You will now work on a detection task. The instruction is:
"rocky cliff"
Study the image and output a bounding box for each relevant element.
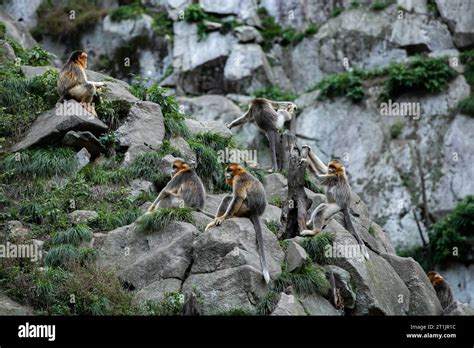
[0,0,473,315]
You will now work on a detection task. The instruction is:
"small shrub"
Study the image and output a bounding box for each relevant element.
[256,290,280,315]
[330,6,344,17]
[389,121,405,139]
[50,225,93,247]
[140,291,185,316]
[458,96,474,116]
[313,71,365,103]
[44,244,81,268]
[253,86,297,102]
[274,262,330,296]
[110,3,144,22]
[380,57,457,101]
[1,147,78,180]
[371,0,394,11]
[135,208,194,233]
[300,232,335,264]
[265,221,280,236]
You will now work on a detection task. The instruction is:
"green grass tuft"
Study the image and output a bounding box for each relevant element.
[110,3,144,22]
[44,244,81,268]
[2,147,78,180]
[256,290,280,315]
[50,225,93,247]
[135,208,195,233]
[389,120,405,139]
[313,71,365,103]
[140,291,185,315]
[458,96,474,117]
[300,232,335,265]
[274,262,330,296]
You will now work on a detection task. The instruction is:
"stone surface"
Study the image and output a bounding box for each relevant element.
[0,292,33,315]
[116,101,165,164]
[184,119,233,138]
[435,0,474,48]
[68,210,99,225]
[271,293,306,315]
[11,100,108,152]
[325,265,357,309]
[286,240,308,272]
[300,294,342,316]
[381,252,443,315]
[62,131,106,158]
[0,9,38,49]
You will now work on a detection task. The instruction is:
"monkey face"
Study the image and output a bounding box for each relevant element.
[428,271,444,285]
[79,52,88,69]
[172,159,190,176]
[328,160,344,174]
[225,163,242,186]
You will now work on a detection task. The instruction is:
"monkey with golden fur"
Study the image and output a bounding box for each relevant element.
[205,163,270,283]
[428,271,455,310]
[301,147,370,259]
[147,158,214,217]
[57,50,106,116]
[226,98,297,172]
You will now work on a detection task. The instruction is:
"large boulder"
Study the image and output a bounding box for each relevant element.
[200,0,258,20]
[116,101,165,164]
[271,293,306,315]
[97,221,196,291]
[435,0,474,48]
[325,220,410,315]
[62,131,106,158]
[3,0,43,29]
[184,118,232,138]
[177,95,242,123]
[381,252,443,315]
[299,294,342,315]
[0,9,38,49]
[11,100,108,152]
[182,218,284,314]
[0,292,33,315]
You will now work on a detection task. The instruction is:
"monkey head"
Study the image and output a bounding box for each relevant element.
[327,159,345,175]
[225,163,244,186]
[171,158,191,177]
[428,271,444,286]
[69,50,88,69]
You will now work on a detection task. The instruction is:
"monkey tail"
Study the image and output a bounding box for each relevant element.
[197,208,215,219]
[342,209,370,260]
[250,214,270,284]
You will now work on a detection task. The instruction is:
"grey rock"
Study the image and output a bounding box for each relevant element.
[134,278,182,304]
[381,252,443,315]
[0,40,16,63]
[435,0,474,48]
[262,173,288,201]
[177,94,242,123]
[0,292,33,315]
[0,9,38,49]
[68,210,99,225]
[129,179,154,199]
[11,100,108,152]
[326,220,410,315]
[184,119,233,138]
[436,263,474,308]
[62,131,106,158]
[443,300,474,316]
[76,148,91,169]
[6,220,30,241]
[300,294,342,316]
[200,0,258,20]
[233,26,263,43]
[271,293,306,315]
[3,0,43,29]
[116,101,165,164]
[397,0,428,13]
[169,136,195,160]
[97,221,196,290]
[286,240,308,272]
[325,265,357,309]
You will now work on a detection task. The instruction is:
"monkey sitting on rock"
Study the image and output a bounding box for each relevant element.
[205,163,270,283]
[428,271,455,310]
[57,50,106,116]
[226,98,297,172]
[147,158,214,217]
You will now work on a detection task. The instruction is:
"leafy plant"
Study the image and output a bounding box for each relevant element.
[140,291,185,315]
[300,232,335,265]
[274,262,330,296]
[313,71,365,103]
[389,120,405,139]
[110,3,144,22]
[255,290,280,315]
[458,96,474,117]
[253,86,297,102]
[135,208,194,233]
[330,6,344,17]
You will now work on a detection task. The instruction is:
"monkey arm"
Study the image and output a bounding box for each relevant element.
[222,196,245,218]
[87,81,106,87]
[268,100,296,111]
[226,110,251,129]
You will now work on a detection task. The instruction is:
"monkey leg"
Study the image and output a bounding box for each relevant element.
[266,130,278,172]
[301,203,340,236]
[68,83,97,116]
[216,195,233,217]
